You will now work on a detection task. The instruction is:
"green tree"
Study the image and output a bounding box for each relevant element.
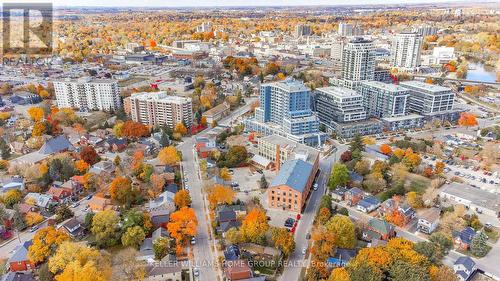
[414,241,443,265]
[0,138,11,160]
[388,260,430,281]
[121,226,146,249]
[470,231,489,257]
[91,210,121,248]
[325,215,356,249]
[270,227,295,257]
[153,237,174,260]
[259,175,268,189]
[349,134,365,160]
[55,204,74,223]
[348,263,382,281]
[328,163,349,190]
[429,232,452,254]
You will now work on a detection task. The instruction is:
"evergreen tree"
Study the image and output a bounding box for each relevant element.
[470,231,489,257]
[0,138,11,160]
[349,134,365,155]
[259,175,268,189]
[12,205,27,231]
[159,130,170,148]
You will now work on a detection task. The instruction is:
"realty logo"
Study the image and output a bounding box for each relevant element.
[2,2,53,55]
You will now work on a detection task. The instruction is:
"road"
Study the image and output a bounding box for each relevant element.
[176,98,257,281]
[279,143,348,281]
[0,196,91,259]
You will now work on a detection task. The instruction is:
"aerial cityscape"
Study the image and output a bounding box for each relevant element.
[0,1,499,281]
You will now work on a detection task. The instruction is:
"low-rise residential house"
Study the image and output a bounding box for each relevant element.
[397,203,416,224]
[145,264,182,281]
[138,238,155,261]
[202,102,230,124]
[24,193,54,210]
[216,205,241,234]
[224,245,241,261]
[331,187,348,201]
[0,176,24,195]
[356,196,380,213]
[8,241,35,272]
[453,256,476,281]
[267,159,318,213]
[89,161,115,176]
[9,142,28,154]
[327,248,358,267]
[88,196,112,212]
[150,209,171,228]
[1,271,36,281]
[348,171,364,186]
[17,204,38,215]
[47,187,72,203]
[417,207,441,234]
[379,198,398,216]
[58,218,84,238]
[363,218,396,242]
[105,138,127,152]
[148,190,176,212]
[39,135,74,155]
[224,259,253,281]
[453,227,476,250]
[64,176,85,195]
[136,140,156,156]
[345,187,364,206]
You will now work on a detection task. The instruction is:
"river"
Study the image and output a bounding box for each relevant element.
[466,63,497,83]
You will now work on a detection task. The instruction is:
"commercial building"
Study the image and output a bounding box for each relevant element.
[202,102,230,124]
[244,79,326,145]
[127,92,193,129]
[268,159,318,213]
[391,32,423,70]
[359,81,409,118]
[331,119,383,139]
[381,114,425,131]
[257,134,320,171]
[400,80,459,121]
[53,78,121,111]
[440,183,500,217]
[295,24,312,37]
[314,86,367,126]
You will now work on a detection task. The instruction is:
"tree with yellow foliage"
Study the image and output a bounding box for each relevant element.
[158,146,180,166]
[32,121,47,136]
[174,123,188,136]
[74,160,90,174]
[240,208,269,244]
[206,184,234,209]
[173,190,191,208]
[25,212,44,226]
[28,226,70,264]
[219,167,232,181]
[329,267,350,281]
[27,107,44,122]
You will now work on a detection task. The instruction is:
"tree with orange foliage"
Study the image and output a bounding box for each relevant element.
[174,123,188,136]
[173,190,191,208]
[149,39,157,48]
[424,77,433,84]
[423,166,434,178]
[434,161,445,175]
[75,160,90,174]
[308,226,336,279]
[150,174,166,199]
[80,146,100,165]
[27,107,44,122]
[458,112,478,129]
[385,210,405,227]
[328,267,350,281]
[167,207,197,251]
[121,120,150,138]
[131,150,144,174]
[206,184,235,209]
[380,144,393,155]
[32,122,46,136]
[109,177,138,206]
[393,148,405,159]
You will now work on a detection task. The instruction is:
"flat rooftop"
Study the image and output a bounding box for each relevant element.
[361,81,410,93]
[440,183,500,212]
[382,114,424,122]
[129,91,191,103]
[316,86,361,99]
[400,80,452,93]
[263,79,309,93]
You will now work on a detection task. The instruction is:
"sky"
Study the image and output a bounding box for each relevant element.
[47,0,468,7]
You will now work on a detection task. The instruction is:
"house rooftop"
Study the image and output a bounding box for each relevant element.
[441,183,500,213]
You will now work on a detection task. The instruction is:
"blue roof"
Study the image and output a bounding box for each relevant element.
[453,227,476,244]
[270,159,313,193]
[359,196,380,207]
[39,135,74,154]
[8,240,32,263]
[455,256,475,271]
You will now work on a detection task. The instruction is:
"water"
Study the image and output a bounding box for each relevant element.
[466,63,497,83]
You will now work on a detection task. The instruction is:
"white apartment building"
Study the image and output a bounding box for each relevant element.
[127,92,193,129]
[341,38,376,82]
[359,81,410,118]
[400,81,455,115]
[391,32,423,70]
[314,86,367,125]
[53,78,121,111]
[338,22,364,37]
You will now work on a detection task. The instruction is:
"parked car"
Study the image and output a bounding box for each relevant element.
[284,218,295,228]
[30,225,38,232]
[190,237,196,245]
[301,247,307,255]
[193,268,199,277]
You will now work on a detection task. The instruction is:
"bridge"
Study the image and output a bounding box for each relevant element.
[410,74,500,87]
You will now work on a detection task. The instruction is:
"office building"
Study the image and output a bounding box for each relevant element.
[338,22,364,37]
[391,32,423,70]
[127,92,193,129]
[400,81,460,121]
[244,79,325,145]
[295,24,312,37]
[359,81,410,118]
[54,78,121,111]
[314,86,367,126]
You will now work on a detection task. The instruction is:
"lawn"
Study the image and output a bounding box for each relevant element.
[405,173,431,194]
